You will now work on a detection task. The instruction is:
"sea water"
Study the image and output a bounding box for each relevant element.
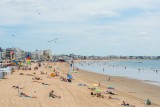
[74,60,160,86]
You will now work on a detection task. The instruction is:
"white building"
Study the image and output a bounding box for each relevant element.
[0,51,2,62]
[13,48,22,61]
[0,49,6,62]
[34,50,44,60]
[43,49,52,61]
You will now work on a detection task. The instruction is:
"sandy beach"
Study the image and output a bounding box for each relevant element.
[0,61,160,107]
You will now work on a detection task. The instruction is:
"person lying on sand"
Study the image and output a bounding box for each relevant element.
[49,90,61,98]
[96,92,105,98]
[12,86,24,89]
[91,92,105,98]
[42,83,49,85]
[88,87,96,91]
[60,77,68,82]
[78,83,88,87]
[106,91,115,95]
[121,101,130,106]
[40,71,45,74]
[32,77,42,80]
[18,91,37,98]
[19,73,24,75]
[26,74,34,76]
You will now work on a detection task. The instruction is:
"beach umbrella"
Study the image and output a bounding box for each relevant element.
[67,75,73,79]
[107,86,115,93]
[94,88,101,92]
[107,86,115,90]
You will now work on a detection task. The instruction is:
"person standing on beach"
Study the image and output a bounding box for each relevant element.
[98,81,101,87]
[108,77,110,82]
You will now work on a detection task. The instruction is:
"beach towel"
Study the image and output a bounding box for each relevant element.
[107,86,115,89]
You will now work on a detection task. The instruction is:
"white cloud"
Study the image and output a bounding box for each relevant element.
[90,11,120,18]
[0,0,159,24]
[139,31,148,35]
[0,0,160,55]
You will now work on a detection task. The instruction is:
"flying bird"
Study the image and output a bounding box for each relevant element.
[47,38,58,43]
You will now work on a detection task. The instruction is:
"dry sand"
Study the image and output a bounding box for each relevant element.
[0,62,160,107]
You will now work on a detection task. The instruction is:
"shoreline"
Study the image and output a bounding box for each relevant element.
[74,59,160,86]
[74,65,160,105]
[74,59,160,62]
[78,67,160,87]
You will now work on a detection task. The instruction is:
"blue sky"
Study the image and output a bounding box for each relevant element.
[0,0,160,56]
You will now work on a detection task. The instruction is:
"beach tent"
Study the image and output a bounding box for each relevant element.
[0,67,12,73]
[107,86,115,90]
[50,73,56,77]
[67,74,73,79]
[0,67,12,79]
[94,88,102,92]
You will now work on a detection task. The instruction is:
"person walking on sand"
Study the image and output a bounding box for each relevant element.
[108,77,110,82]
[98,81,101,87]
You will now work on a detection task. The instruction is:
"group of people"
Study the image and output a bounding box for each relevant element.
[60,76,71,82]
[12,85,24,89]
[21,67,31,70]
[40,71,47,75]
[14,62,63,100]
[34,66,38,70]
[90,92,105,98]
[32,76,42,80]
